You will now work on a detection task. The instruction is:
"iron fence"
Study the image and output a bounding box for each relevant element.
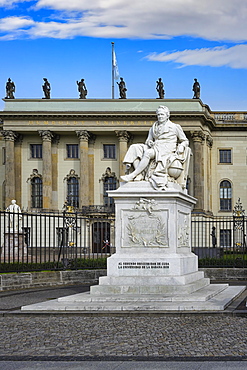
[0,210,115,272]
[0,210,247,272]
[192,215,247,267]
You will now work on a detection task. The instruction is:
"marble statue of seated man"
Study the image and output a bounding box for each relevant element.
[121,105,191,190]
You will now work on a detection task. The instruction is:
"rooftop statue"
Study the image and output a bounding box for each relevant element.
[42,78,51,99]
[117,77,127,99]
[121,105,191,190]
[5,78,15,99]
[156,78,165,99]
[192,78,200,99]
[77,79,87,99]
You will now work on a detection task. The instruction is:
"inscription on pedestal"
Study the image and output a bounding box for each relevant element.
[118,262,169,269]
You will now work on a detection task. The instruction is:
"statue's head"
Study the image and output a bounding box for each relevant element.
[156,105,170,119]
[11,200,16,205]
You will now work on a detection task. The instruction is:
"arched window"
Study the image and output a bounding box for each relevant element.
[31,177,43,208]
[64,170,79,208]
[100,168,118,207]
[220,180,232,211]
[67,176,79,207]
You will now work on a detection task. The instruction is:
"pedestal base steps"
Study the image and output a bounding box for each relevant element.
[21,285,245,312]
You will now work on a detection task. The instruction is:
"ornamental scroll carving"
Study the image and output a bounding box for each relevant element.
[1,130,18,141]
[178,212,190,248]
[115,130,131,143]
[38,130,54,142]
[76,130,91,141]
[190,130,205,143]
[125,198,168,248]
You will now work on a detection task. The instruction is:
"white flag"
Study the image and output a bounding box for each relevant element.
[113,50,120,80]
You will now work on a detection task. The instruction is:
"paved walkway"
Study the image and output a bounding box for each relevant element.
[0,284,247,367]
[1,360,247,369]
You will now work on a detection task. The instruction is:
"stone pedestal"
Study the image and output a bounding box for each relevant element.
[21,182,246,312]
[2,233,27,260]
[91,182,210,295]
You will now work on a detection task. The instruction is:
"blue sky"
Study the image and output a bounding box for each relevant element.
[0,0,247,111]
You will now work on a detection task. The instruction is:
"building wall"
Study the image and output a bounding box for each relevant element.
[211,131,247,216]
[1,98,246,215]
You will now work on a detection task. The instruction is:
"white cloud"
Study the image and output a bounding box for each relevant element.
[1,0,247,42]
[0,0,31,6]
[146,45,247,69]
[0,16,34,31]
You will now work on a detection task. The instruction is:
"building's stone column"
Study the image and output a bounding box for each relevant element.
[51,134,60,210]
[38,130,53,210]
[76,130,90,207]
[191,130,205,213]
[88,134,96,206]
[14,135,23,207]
[2,130,17,207]
[115,130,130,177]
[206,135,213,214]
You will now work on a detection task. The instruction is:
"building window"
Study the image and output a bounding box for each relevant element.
[67,177,79,207]
[220,229,231,248]
[104,177,117,206]
[67,144,79,159]
[219,149,232,163]
[30,144,42,159]
[103,144,116,159]
[64,170,79,208]
[220,180,232,211]
[31,177,43,208]
[100,167,118,207]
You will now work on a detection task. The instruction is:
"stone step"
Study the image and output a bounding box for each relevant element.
[90,276,210,295]
[21,285,246,312]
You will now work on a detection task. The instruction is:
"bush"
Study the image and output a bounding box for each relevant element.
[0,257,107,273]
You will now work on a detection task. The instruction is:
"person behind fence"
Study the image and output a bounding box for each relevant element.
[121,105,190,190]
[6,199,22,232]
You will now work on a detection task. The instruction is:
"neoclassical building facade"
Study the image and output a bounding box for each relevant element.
[0,98,246,216]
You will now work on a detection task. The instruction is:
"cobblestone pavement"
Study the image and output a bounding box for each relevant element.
[0,315,247,360]
[0,285,247,363]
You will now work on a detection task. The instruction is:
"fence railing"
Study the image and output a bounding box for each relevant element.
[192,215,247,267]
[0,211,247,272]
[0,210,115,272]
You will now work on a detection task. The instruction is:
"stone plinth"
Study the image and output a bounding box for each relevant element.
[2,233,27,260]
[91,182,210,295]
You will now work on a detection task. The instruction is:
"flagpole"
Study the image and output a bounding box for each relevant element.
[111,42,115,99]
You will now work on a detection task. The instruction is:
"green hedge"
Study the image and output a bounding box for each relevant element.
[0,257,107,273]
[198,257,247,268]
